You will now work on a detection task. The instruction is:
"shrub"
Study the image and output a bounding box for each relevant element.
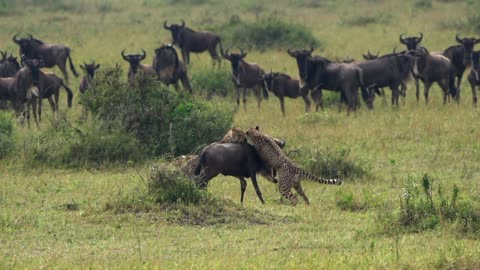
[80,66,234,156]
[0,111,15,159]
[297,146,372,180]
[341,14,391,27]
[209,16,321,51]
[191,68,233,98]
[414,0,432,9]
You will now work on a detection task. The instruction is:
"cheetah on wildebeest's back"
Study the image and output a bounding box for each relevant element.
[230,127,342,206]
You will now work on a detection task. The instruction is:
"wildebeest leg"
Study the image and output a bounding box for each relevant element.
[180,74,192,93]
[424,80,431,104]
[238,177,247,206]
[250,173,265,205]
[455,74,462,100]
[300,87,311,112]
[254,86,262,109]
[311,88,323,111]
[31,98,38,127]
[293,182,309,205]
[54,91,60,112]
[58,60,69,83]
[470,77,477,106]
[234,84,241,109]
[47,96,56,120]
[415,77,420,103]
[242,88,248,111]
[181,49,189,65]
[279,96,286,117]
[437,80,450,104]
[391,85,400,106]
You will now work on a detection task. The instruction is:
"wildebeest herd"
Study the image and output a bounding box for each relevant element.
[1,20,479,126]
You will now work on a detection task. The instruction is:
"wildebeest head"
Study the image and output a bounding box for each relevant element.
[80,61,100,79]
[287,47,314,85]
[455,34,480,65]
[163,20,186,46]
[221,46,247,77]
[12,34,43,58]
[261,69,276,91]
[21,57,43,86]
[121,49,146,73]
[399,32,423,50]
[363,50,380,60]
[153,44,179,72]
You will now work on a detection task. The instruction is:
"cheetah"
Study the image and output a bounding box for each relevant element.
[230,126,342,206]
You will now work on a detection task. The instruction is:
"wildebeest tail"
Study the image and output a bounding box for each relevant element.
[194,151,206,176]
[60,80,74,108]
[67,48,79,78]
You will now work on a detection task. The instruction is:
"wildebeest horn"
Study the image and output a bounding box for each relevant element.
[12,34,20,44]
[27,33,33,40]
[287,46,295,56]
[399,33,406,44]
[164,20,171,30]
[417,32,423,43]
[121,50,128,61]
[393,46,398,54]
[140,49,146,60]
[180,19,185,27]
[0,51,6,60]
[221,44,231,59]
[456,34,463,44]
[239,47,247,58]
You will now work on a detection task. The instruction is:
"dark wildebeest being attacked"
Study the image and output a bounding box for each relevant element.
[12,34,78,83]
[164,20,223,66]
[411,47,457,104]
[262,70,310,116]
[356,51,415,107]
[0,58,43,127]
[121,49,157,83]
[193,128,285,206]
[79,62,100,94]
[152,44,192,92]
[31,71,74,123]
[0,51,20,78]
[468,50,480,106]
[221,47,267,111]
[442,34,480,100]
[288,47,364,114]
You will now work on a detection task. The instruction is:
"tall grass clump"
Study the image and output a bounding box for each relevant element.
[0,111,15,159]
[210,16,320,51]
[80,66,234,156]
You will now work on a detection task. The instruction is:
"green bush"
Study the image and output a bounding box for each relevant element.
[210,16,321,51]
[0,111,15,159]
[191,68,233,98]
[414,0,432,9]
[298,146,372,180]
[80,66,234,156]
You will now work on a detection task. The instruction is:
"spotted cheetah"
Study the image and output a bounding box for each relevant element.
[230,127,342,206]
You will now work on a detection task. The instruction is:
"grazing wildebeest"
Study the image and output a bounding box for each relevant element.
[12,34,78,83]
[152,44,191,92]
[221,47,267,111]
[442,34,480,100]
[164,19,223,66]
[0,51,20,78]
[356,52,415,106]
[468,50,480,106]
[288,47,363,114]
[31,71,74,123]
[0,58,43,127]
[262,71,309,116]
[79,62,100,94]
[411,47,457,104]
[399,32,424,50]
[121,49,157,83]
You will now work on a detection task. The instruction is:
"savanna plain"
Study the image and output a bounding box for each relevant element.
[1,0,480,269]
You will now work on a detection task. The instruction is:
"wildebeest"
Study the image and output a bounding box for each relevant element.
[31,71,73,123]
[468,50,480,106]
[12,34,78,83]
[152,44,192,92]
[288,47,363,113]
[79,62,100,94]
[121,49,157,83]
[221,47,267,111]
[164,20,223,66]
[399,32,424,50]
[411,47,457,104]
[262,71,309,116]
[0,58,43,127]
[442,34,479,100]
[0,51,20,78]
[356,51,415,106]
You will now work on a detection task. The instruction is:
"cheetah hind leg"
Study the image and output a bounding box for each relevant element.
[293,182,310,205]
[279,177,298,206]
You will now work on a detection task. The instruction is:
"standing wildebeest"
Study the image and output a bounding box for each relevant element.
[152,44,191,92]
[356,52,415,107]
[262,71,309,116]
[0,51,20,78]
[0,58,43,127]
[79,62,100,94]
[12,34,78,83]
[121,49,157,83]
[31,70,74,123]
[288,47,363,113]
[411,48,457,104]
[164,20,223,66]
[221,47,267,111]
[442,34,480,100]
[468,50,480,106]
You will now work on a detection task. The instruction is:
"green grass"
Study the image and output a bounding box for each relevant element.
[1,0,480,268]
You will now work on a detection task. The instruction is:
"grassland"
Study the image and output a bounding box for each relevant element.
[1,0,480,269]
